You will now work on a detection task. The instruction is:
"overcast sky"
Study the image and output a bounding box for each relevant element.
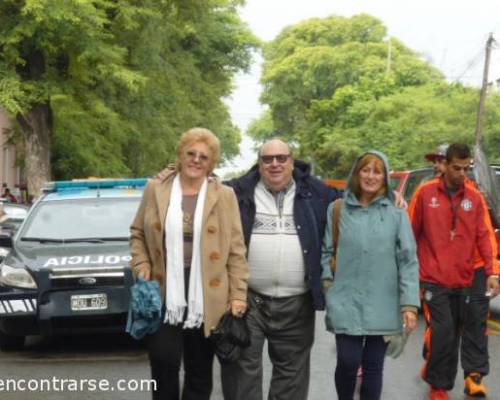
[217,0,500,175]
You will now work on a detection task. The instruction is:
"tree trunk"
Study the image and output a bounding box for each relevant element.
[17,103,52,198]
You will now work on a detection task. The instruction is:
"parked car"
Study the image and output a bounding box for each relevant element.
[325,164,500,256]
[389,168,433,203]
[0,178,146,350]
[391,164,500,204]
[323,178,347,192]
[389,165,500,259]
[0,203,29,263]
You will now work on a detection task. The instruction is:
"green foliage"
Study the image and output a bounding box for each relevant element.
[311,83,500,177]
[256,14,500,178]
[0,0,259,180]
[246,108,274,144]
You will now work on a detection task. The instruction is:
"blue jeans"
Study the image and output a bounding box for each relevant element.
[335,334,388,400]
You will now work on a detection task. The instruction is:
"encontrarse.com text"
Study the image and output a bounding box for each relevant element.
[0,377,156,392]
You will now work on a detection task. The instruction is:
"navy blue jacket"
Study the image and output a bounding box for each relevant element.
[225,160,342,310]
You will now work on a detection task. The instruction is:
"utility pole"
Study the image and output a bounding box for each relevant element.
[475,33,495,145]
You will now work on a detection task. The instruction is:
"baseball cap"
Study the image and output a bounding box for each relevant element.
[425,144,448,162]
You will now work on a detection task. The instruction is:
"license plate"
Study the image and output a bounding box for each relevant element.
[71,294,108,311]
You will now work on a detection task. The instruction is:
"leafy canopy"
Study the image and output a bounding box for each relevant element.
[250,14,500,177]
[0,0,259,179]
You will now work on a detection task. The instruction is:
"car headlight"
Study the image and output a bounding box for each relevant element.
[0,264,37,289]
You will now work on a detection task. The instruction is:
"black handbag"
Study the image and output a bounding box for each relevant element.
[210,312,251,364]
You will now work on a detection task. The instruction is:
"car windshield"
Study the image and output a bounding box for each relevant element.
[19,197,140,241]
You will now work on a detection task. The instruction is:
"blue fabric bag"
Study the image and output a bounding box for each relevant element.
[126,278,162,340]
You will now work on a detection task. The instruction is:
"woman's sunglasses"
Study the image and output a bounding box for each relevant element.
[186,150,210,162]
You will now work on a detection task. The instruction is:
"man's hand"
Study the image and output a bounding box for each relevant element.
[486,275,500,298]
[321,278,333,294]
[154,167,171,181]
[230,299,247,317]
[393,190,408,209]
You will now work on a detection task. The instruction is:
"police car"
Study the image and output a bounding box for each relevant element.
[0,178,146,350]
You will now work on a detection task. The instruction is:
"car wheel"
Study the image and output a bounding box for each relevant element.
[0,331,25,351]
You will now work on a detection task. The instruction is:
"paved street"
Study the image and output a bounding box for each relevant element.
[0,310,499,399]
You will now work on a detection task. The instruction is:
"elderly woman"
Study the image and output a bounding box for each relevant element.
[320,151,420,400]
[130,127,249,400]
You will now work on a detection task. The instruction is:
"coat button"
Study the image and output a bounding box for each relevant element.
[303,249,308,254]
[207,225,217,233]
[209,278,221,287]
[297,225,301,230]
[155,222,161,231]
[210,251,221,261]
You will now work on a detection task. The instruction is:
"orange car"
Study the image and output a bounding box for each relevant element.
[323,179,347,191]
[325,167,500,258]
[389,167,500,260]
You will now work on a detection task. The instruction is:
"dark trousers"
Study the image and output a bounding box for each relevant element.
[221,290,315,400]
[421,284,468,390]
[462,268,490,377]
[147,322,214,400]
[334,334,388,400]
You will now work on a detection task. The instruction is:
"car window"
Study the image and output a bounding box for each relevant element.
[404,171,432,202]
[19,197,140,240]
[389,176,401,191]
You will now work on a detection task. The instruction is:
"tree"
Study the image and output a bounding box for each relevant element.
[254,14,463,176]
[309,83,500,177]
[246,108,274,143]
[0,0,258,195]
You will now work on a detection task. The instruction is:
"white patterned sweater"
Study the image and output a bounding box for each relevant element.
[247,179,308,297]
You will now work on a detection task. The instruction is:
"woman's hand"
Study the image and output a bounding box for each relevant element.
[230,299,247,317]
[403,310,418,334]
[136,265,151,280]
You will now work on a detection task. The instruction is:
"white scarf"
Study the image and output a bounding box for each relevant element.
[164,174,207,328]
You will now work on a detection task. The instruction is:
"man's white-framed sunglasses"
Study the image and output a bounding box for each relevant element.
[260,154,291,164]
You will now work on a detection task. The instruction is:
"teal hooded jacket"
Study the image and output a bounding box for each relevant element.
[320,151,420,335]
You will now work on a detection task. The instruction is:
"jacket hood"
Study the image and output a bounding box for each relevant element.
[345,150,395,204]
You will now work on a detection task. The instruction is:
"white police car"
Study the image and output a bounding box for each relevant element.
[0,179,146,350]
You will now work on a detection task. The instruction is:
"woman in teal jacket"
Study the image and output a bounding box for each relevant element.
[321,151,420,400]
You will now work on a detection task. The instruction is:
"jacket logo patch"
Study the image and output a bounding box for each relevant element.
[428,197,440,208]
[461,199,473,211]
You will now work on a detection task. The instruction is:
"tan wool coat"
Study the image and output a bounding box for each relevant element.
[129,170,250,337]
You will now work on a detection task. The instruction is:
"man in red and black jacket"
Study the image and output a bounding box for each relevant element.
[409,143,500,400]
